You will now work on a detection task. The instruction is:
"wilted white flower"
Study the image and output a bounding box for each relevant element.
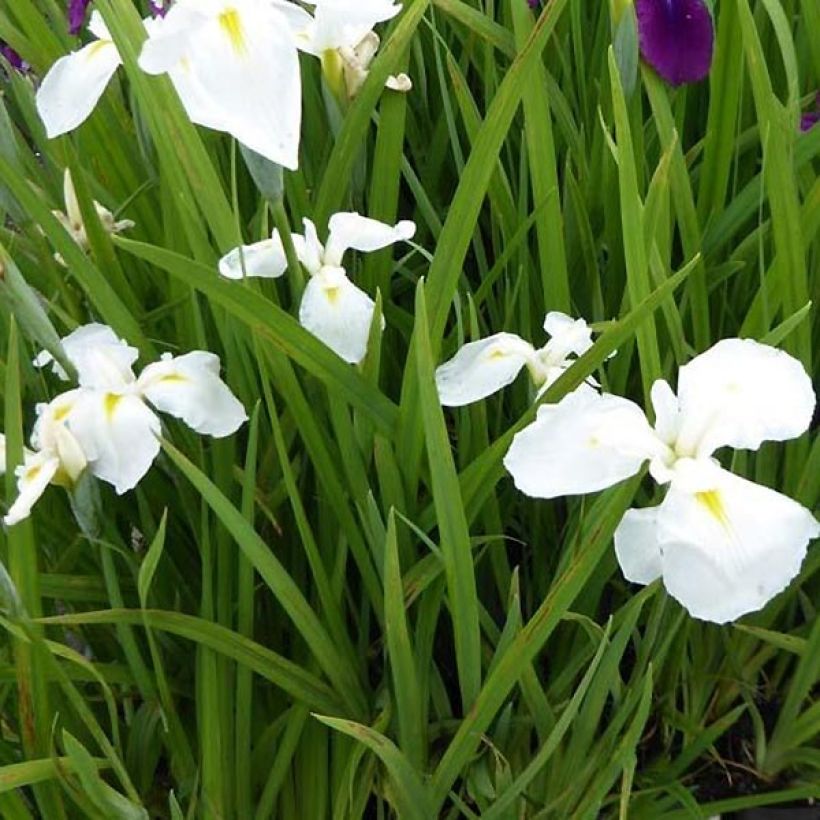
[504,339,819,623]
[2,324,247,525]
[435,312,594,407]
[219,212,415,365]
[47,169,134,266]
[297,0,409,99]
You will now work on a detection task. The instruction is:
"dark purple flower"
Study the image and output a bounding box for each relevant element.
[68,0,93,36]
[527,0,541,7]
[0,41,25,71]
[800,94,820,132]
[636,0,715,86]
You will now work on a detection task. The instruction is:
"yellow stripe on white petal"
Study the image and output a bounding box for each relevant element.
[141,0,303,169]
[4,453,60,526]
[435,333,535,407]
[69,391,161,495]
[655,467,820,623]
[674,338,816,459]
[218,233,289,280]
[299,268,381,364]
[504,388,661,499]
[138,352,247,437]
[35,27,122,138]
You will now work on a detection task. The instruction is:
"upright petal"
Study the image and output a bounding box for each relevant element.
[294,219,324,275]
[504,388,661,499]
[298,269,380,364]
[4,453,60,526]
[540,312,593,365]
[37,323,139,390]
[435,333,535,407]
[36,35,122,137]
[218,234,288,279]
[138,352,247,437]
[323,212,415,266]
[635,0,714,86]
[657,469,820,623]
[614,506,663,585]
[674,339,815,458]
[299,0,402,54]
[69,391,161,495]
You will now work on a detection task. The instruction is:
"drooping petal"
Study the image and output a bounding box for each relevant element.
[323,212,415,267]
[656,468,820,623]
[218,234,288,279]
[68,391,161,495]
[4,453,60,526]
[298,0,402,54]
[635,0,714,86]
[298,269,381,364]
[504,388,662,499]
[31,391,87,484]
[614,506,663,585]
[140,0,303,169]
[674,339,815,458]
[35,25,122,137]
[435,333,535,407]
[137,352,247,437]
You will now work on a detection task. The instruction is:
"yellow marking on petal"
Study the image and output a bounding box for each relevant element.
[219,8,246,55]
[24,464,42,482]
[85,40,111,60]
[104,393,122,420]
[325,287,342,305]
[487,349,509,360]
[695,490,731,530]
[159,373,188,384]
[53,404,72,422]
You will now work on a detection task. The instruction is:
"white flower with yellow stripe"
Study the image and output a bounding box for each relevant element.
[503,339,819,623]
[2,324,246,526]
[219,212,415,364]
[435,312,595,407]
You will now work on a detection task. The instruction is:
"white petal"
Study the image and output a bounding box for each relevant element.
[541,312,594,363]
[504,388,659,499]
[614,507,663,585]
[31,391,87,483]
[298,270,380,364]
[675,339,816,458]
[649,379,680,445]
[69,391,161,495]
[58,323,138,390]
[324,212,415,266]
[299,0,402,53]
[138,352,247,437]
[218,234,288,279]
[435,333,535,407]
[145,0,303,169]
[36,39,122,138]
[5,454,60,527]
[657,469,820,623]
[294,219,324,275]
[87,10,113,41]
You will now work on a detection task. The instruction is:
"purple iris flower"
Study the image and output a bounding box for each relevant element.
[0,42,25,71]
[68,0,93,35]
[148,0,168,17]
[636,0,715,86]
[801,94,820,132]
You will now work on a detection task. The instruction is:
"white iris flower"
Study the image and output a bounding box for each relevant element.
[504,339,819,624]
[2,324,246,526]
[219,212,415,365]
[435,312,594,407]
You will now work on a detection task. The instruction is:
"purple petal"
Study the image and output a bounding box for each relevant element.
[0,42,25,71]
[801,93,820,132]
[636,0,715,86]
[148,0,169,17]
[68,0,93,36]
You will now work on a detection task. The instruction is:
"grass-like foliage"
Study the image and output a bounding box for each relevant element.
[0,0,818,817]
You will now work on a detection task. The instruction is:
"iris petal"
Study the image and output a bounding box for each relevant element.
[635,0,714,86]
